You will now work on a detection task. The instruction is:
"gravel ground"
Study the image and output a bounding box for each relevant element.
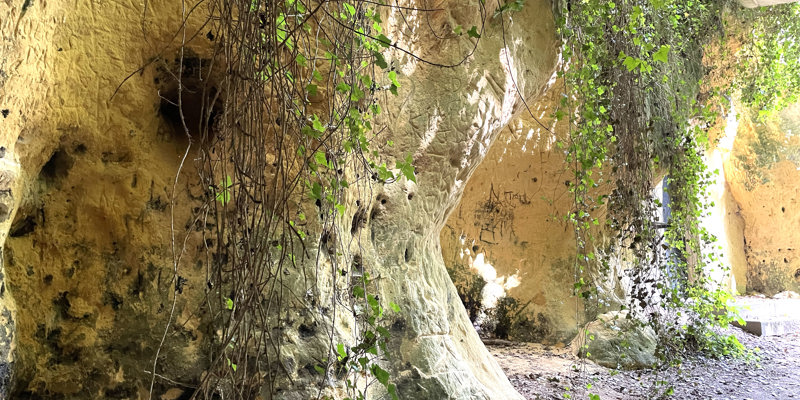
[490,326,800,400]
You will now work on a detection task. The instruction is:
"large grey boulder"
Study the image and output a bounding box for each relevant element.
[572,312,657,370]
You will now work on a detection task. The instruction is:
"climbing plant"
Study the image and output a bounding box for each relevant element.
[735,3,800,118]
[145,0,491,399]
[556,0,754,396]
[189,0,411,398]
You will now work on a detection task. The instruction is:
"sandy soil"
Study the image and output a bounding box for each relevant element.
[490,327,800,400]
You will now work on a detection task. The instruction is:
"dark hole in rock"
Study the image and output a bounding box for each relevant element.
[53,291,70,319]
[156,53,223,143]
[391,318,406,334]
[298,323,316,338]
[795,269,800,281]
[407,192,414,200]
[350,206,367,236]
[40,149,74,184]
[782,207,786,213]
[404,247,412,262]
[104,291,123,310]
[785,258,789,263]
[1,109,8,118]
[43,274,53,285]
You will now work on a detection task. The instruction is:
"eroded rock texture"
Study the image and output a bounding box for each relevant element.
[441,88,582,343]
[727,104,800,296]
[441,82,630,344]
[0,0,559,398]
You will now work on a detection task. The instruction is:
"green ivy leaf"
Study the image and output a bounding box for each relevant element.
[396,154,416,183]
[373,51,388,69]
[388,384,399,400]
[314,151,328,167]
[387,70,400,88]
[336,82,351,93]
[653,44,670,63]
[377,164,394,181]
[312,115,325,132]
[467,26,481,38]
[296,53,307,67]
[225,297,234,310]
[336,343,347,361]
[376,34,391,48]
[309,182,323,200]
[215,176,233,206]
[371,364,390,385]
[350,86,364,102]
[622,56,640,72]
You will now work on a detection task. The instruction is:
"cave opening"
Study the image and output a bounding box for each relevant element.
[155,52,224,145]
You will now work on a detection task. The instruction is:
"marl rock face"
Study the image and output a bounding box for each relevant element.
[726,104,800,296]
[441,88,585,344]
[0,0,559,399]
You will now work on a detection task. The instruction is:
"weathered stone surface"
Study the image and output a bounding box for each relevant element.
[738,0,799,8]
[0,0,214,395]
[726,104,800,296]
[441,81,627,344]
[355,2,559,397]
[0,0,560,399]
[701,107,748,294]
[571,311,657,370]
[440,92,582,343]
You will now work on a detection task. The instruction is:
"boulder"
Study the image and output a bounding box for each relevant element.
[572,311,657,370]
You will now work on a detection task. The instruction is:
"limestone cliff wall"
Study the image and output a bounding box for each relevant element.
[702,109,749,294]
[440,88,582,343]
[1,1,216,397]
[726,104,800,295]
[441,81,628,344]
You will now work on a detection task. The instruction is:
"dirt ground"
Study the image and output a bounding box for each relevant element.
[490,326,800,400]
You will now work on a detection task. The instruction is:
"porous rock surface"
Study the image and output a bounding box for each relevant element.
[726,104,800,296]
[440,82,628,344]
[0,0,560,399]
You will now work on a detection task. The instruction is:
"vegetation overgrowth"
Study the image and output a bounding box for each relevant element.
[557,0,799,396]
[150,0,800,398]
